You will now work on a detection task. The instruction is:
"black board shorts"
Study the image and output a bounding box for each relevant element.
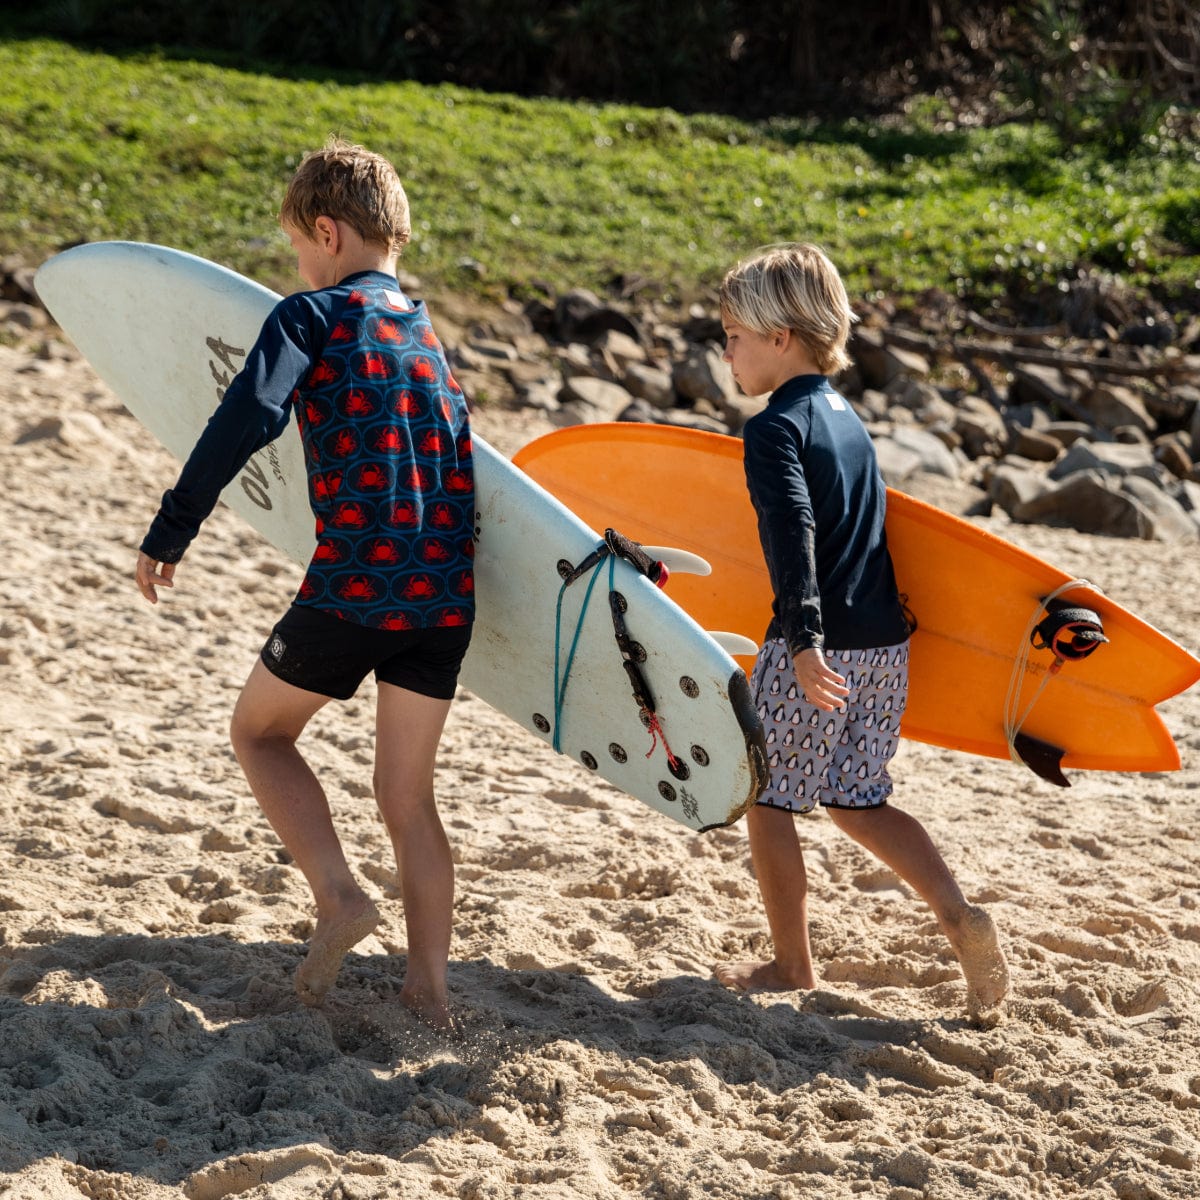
[260,604,472,701]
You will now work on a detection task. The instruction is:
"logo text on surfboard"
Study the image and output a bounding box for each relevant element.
[207,334,278,511]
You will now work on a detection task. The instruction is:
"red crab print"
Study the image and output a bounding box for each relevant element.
[330,430,359,458]
[331,502,370,529]
[443,468,473,495]
[429,502,461,531]
[447,374,463,395]
[358,352,393,379]
[309,360,338,386]
[385,501,420,528]
[347,289,368,306]
[297,578,318,601]
[337,575,378,603]
[373,426,408,455]
[409,357,437,383]
[451,570,475,597]
[392,390,424,418]
[407,465,434,492]
[402,575,439,601]
[418,430,448,457]
[418,538,453,565]
[312,540,346,564]
[340,389,377,418]
[354,463,392,492]
[363,539,403,566]
[328,321,354,343]
[436,607,470,627]
[311,471,343,503]
[420,327,440,349]
[302,399,329,428]
[374,318,405,343]
[379,612,416,630]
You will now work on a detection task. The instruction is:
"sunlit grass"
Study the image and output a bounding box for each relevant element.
[2,38,1198,308]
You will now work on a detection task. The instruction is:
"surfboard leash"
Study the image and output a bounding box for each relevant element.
[1002,578,1107,787]
[551,530,682,774]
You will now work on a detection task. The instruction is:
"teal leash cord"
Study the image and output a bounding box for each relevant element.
[552,554,611,752]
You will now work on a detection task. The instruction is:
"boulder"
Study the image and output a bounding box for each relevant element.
[1077,382,1155,434]
[988,463,1054,517]
[554,376,635,425]
[1119,476,1199,541]
[1007,424,1062,462]
[851,328,930,389]
[1048,439,1156,481]
[1013,472,1156,539]
[620,362,675,408]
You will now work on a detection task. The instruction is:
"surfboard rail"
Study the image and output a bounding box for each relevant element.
[513,422,1200,775]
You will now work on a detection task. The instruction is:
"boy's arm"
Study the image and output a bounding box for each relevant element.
[137,300,315,591]
[743,417,824,652]
[744,418,849,711]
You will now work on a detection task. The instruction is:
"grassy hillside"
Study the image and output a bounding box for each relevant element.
[2,38,1198,310]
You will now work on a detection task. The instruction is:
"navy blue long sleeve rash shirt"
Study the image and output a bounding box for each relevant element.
[742,373,910,654]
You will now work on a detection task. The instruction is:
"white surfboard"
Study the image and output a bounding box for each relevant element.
[35,242,767,831]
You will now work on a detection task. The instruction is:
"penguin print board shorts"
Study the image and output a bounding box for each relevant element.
[750,638,910,814]
[260,604,472,701]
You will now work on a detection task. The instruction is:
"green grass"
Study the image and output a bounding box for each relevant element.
[2,37,1199,309]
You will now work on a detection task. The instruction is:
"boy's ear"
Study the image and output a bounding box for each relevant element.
[313,215,339,252]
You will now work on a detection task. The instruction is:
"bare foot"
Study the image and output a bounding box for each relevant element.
[400,983,455,1034]
[946,904,1009,1017]
[714,960,816,992]
[295,898,381,1007]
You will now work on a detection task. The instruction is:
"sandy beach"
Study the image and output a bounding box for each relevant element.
[1,333,1198,1200]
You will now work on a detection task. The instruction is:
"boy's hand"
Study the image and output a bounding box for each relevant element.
[792,646,850,712]
[135,552,176,604]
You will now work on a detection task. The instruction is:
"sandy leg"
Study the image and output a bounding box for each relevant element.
[946,903,1010,1017]
[295,898,382,1007]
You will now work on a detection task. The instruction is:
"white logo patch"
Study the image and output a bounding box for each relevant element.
[268,634,286,661]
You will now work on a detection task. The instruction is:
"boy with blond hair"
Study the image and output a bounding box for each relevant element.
[136,138,475,1030]
[714,243,1008,1016]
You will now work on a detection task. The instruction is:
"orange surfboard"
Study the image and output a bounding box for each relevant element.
[514,423,1200,776]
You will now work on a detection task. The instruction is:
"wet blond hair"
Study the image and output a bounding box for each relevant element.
[280,137,411,255]
[719,243,857,375]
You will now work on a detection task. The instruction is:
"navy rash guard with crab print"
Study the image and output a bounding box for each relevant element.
[141,271,475,631]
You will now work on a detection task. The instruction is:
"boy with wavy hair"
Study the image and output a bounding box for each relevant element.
[136,138,474,1030]
[714,243,1008,1017]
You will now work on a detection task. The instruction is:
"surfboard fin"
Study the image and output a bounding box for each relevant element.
[643,546,712,577]
[709,631,759,656]
[1012,732,1071,787]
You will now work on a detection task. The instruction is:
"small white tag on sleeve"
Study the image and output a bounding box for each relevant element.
[824,388,846,411]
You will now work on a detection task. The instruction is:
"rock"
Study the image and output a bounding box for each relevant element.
[1013,471,1157,538]
[1076,382,1155,433]
[1119,475,1198,541]
[594,329,646,366]
[885,426,963,478]
[672,345,737,407]
[988,463,1055,517]
[851,328,930,389]
[1011,364,1077,412]
[620,362,675,408]
[555,376,634,425]
[1041,421,1096,447]
[954,398,1007,459]
[872,436,924,486]
[1007,424,1062,462]
[554,288,642,345]
[1048,439,1156,481]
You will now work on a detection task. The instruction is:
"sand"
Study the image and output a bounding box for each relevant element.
[1,337,1198,1200]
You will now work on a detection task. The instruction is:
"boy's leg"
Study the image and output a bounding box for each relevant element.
[372,680,455,1030]
[827,804,1009,1013]
[714,802,817,991]
[230,659,380,1005]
